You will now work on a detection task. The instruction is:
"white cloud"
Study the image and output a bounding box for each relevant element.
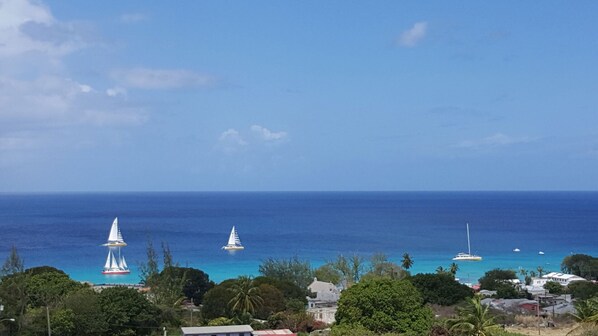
[111,68,215,90]
[457,133,536,149]
[398,21,428,47]
[106,86,127,97]
[0,0,87,58]
[219,128,247,146]
[0,75,146,132]
[120,13,149,24]
[251,125,287,141]
[216,125,288,154]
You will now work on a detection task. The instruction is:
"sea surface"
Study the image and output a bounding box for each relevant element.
[0,192,596,285]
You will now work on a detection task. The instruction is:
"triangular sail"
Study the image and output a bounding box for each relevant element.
[222,226,244,250]
[121,256,128,269]
[104,250,112,269]
[110,251,118,270]
[227,226,238,245]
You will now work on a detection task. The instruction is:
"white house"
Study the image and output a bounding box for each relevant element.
[307,277,340,304]
[181,325,253,336]
[532,272,586,287]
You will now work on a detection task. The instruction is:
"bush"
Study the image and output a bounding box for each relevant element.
[409,273,473,306]
[335,278,433,335]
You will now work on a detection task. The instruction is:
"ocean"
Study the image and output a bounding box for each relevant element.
[0,192,596,285]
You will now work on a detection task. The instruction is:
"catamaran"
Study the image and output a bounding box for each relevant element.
[102,217,130,274]
[453,223,482,261]
[222,226,244,250]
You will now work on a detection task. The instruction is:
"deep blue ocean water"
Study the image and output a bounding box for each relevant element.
[0,192,596,285]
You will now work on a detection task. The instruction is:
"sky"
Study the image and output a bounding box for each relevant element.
[1,0,598,192]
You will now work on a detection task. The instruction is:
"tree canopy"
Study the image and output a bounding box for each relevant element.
[259,256,314,289]
[562,254,598,280]
[335,278,433,335]
[409,273,473,306]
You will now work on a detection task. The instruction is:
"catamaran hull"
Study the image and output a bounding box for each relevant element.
[222,245,244,250]
[102,270,131,275]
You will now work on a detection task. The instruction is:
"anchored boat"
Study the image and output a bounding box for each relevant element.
[453,223,482,261]
[102,217,130,274]
[222,226,244,250]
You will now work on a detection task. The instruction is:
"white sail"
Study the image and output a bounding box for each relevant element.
[107,217,120,242]
[228,226,239,245]
[110,251,118,270]
[223,226,244,250]
[104,250,112,269]
[121,256,128,269]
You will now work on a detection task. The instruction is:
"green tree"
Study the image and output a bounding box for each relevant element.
[49,308,76,336]
[254,284,285,320]
[253,276,307,304]
[201,281,237,320]
[568,281,598,300]
[175,267,215,305]
[98,286,160,336]
[401,253,413,270]
[544,281,563,295]
[449,295,502,336]
[1,245,24,276]
[0,272,28,333]
[449,262,459,277]
[26,269,83,308]
[409,273,474,306]
[365,253,408,280]
[259,256,313,289]
[537,266,546,277]
[228,276,264,316]
[335,278,433,335]
[562,254,598,280]
[479,269,518,291]
[139,239,159,285]
[62,287,108,336]
[568,297,598,335]
[314,264,341,285]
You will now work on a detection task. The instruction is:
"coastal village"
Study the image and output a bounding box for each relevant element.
[1,238,596,336]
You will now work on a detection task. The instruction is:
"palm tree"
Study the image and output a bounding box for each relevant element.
[401,253,413,270]
[449,295,502,336]
[228,276,264,316]
[568,297,598,335]
[436,266,446,274]
[449,262,459,277]
[537,266,545,277]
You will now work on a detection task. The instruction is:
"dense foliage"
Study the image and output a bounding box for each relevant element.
[409,273,474,306]
[562,254,598,280]
[478,268,523,299]
[569,281,598,300]
[335,278,433,335]
[259,256,314,289]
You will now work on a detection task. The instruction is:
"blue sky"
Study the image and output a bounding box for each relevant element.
[1,0,598,191]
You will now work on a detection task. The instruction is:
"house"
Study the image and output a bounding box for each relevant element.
[307,278,340,304]
[307,304,337,325]
[181,325,253,336]
[481,298,540,314]
[531,272,586,287]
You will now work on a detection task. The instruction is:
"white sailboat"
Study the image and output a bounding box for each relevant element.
[102,217,131,274]
[453,223,482,261]
[222,226,244,250]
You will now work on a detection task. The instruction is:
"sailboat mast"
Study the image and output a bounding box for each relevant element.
[466,223,471,255]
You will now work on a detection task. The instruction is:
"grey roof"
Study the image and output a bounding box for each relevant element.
[181,325,253,335]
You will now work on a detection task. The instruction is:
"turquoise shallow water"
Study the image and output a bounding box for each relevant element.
[0,192,596,284]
